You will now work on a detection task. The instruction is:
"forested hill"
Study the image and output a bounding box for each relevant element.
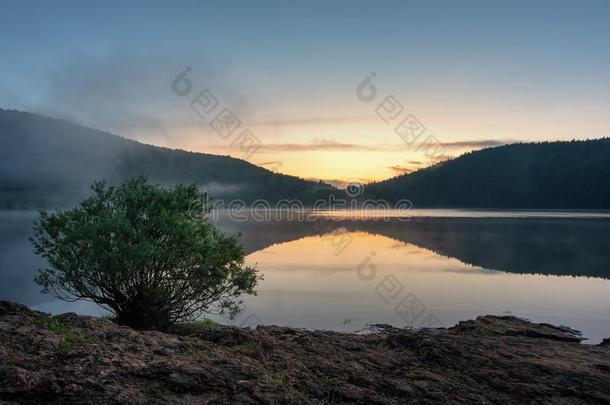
[3,108,609,210]
[363,139,610,209]
[0,109,333,208]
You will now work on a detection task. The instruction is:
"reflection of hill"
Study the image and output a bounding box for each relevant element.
[342,218,610,279]
[4,214,610,309]
[218,216,610,279]
[214,215,337,254]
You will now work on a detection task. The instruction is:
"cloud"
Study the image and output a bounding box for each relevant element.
[256,160,284,171]
[31,51,175,140]
[257,160,283,167]
[430,154,455,164]
[259,139,380,152]
[440,140,513,149]
[439,267,501,275]
[388,165,414,175]
[8,50,250,147]
[250,115,371,128]
[256,139,513,153]
[7,50,513,160]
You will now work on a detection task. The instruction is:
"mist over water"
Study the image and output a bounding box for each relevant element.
[3,210,610,343]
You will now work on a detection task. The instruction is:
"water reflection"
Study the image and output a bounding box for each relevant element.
[216,215,610,279]
[242,231,610,343]
[0,211,46,305]
[2,211,610,342]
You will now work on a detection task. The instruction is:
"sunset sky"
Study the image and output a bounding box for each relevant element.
[1,0,610,185]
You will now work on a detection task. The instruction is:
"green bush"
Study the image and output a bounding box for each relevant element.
[31,177,259,331]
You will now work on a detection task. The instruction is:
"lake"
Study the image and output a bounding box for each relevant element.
[2,210,610,343]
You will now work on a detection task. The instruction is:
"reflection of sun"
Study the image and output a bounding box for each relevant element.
[242,228,610,343]
[247,231,446,272]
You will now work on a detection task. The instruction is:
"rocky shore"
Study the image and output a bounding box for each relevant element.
[1,301,610,404]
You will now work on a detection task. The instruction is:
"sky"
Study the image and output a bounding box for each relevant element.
[1,0,610,185]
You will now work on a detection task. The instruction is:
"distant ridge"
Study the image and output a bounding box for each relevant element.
[0,109,334,209]
[2,108,609,209]
[364,138,610,209]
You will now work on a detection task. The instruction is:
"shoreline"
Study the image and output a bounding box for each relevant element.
[1,300,610,403]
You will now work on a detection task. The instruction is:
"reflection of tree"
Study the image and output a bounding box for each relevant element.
[216,216,610,280]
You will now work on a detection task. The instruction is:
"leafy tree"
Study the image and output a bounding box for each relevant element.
[31,177,259,331]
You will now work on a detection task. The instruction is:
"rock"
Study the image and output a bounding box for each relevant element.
[0,301,38,316]
[0,366,34,392]
[303,380,325,398]
[153,347,176,356]
[1,300,610,404]
[385,332,423,348]
[452,315,585,342]
[192,327,256,346]
[167,372,199,391]
[594,363,610,372]
[393,381,415,395]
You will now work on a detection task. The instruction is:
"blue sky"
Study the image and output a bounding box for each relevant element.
[2,0,610,182]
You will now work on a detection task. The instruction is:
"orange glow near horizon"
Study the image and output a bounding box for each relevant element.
[138,119,489,184]
[129,98,610,184]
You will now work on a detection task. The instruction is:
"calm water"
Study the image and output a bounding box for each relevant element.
[2,210,610,343]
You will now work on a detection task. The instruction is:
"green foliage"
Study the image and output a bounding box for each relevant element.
[171,319,220,335]
[40,316,65,332]
[40,316,90,354]
[31,177,260,331]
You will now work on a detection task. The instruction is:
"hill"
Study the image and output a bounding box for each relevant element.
[364,139,610,209]
[0,109,333,208]
[3,109,610,210]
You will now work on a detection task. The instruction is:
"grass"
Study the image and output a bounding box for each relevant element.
[268,375,293,391]
[40,316,90,354]
[171,319,220,335]
[265,371,310,401]
[234,341,263,355]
